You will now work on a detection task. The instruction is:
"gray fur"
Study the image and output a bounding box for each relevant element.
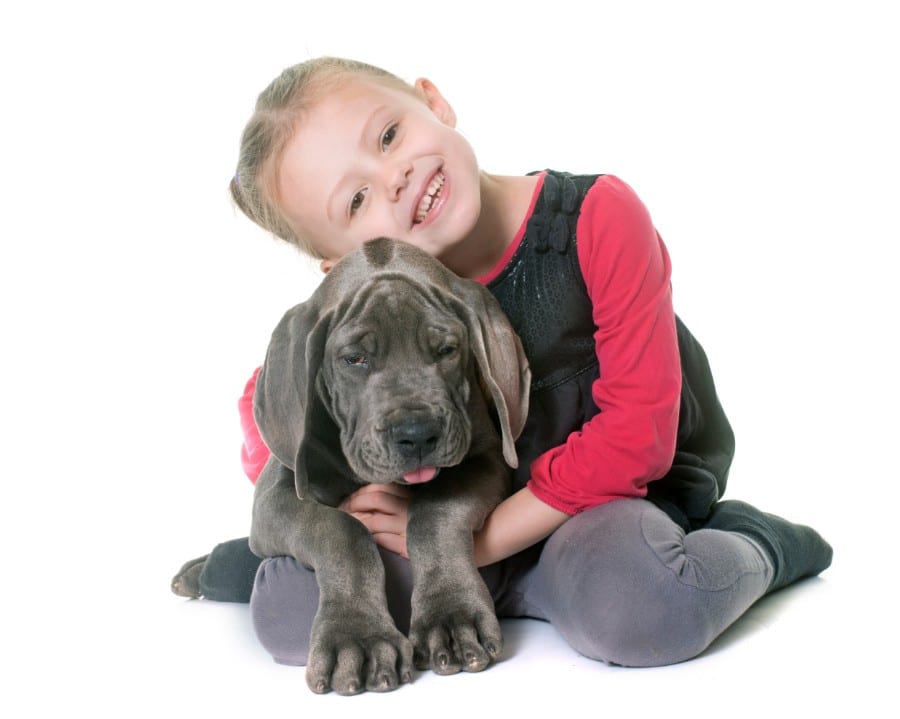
[249,238,530,695]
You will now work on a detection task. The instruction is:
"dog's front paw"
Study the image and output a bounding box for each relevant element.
[409,590,503,675]
[306,611,414,695]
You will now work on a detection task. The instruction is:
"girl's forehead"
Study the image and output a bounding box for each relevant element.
[291,77,419,152]
[280,83,393,185]
[317,75,418,114]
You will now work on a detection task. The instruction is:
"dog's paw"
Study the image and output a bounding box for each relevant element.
[409,596,503,675]
[306,615,414,695]
[170,555,208,598]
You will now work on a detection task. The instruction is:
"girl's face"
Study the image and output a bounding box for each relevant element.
[276,77,482,269]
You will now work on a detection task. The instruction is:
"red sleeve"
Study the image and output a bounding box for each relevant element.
[526,175,682,515]
[239,366,271,484]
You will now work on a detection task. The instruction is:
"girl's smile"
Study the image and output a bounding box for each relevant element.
[412,169,447,228]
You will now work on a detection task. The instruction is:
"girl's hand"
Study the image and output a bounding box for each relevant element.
[339,483,412,558]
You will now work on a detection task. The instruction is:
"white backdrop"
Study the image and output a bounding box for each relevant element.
[2,1,897,716]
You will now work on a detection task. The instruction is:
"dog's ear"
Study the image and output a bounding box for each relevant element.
[449,279,531,468]
[254,301,337,499]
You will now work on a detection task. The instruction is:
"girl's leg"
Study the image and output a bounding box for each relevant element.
[249,546,521,666]
[250,548,415,666]
[173,537,260,603]
[700,499,833,593]
[191,500,830,668]
[249,556,318,666]
[522,498,782,667]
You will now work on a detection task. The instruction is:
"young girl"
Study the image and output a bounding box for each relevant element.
[176,56,832,678]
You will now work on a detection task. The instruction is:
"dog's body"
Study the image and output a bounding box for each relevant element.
[246,238,529,694]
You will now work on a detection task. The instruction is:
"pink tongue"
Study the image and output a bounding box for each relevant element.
[403,466,438,484]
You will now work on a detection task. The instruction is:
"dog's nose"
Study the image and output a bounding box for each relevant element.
[390,415,442,459]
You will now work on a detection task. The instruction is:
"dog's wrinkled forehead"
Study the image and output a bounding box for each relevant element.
[328,274,459,350]
[323,238,454,298]
[316,239,461,334]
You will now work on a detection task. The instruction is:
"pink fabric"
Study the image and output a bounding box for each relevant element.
[239,366,268,484]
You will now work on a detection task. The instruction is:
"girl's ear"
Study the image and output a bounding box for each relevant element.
[415,78,457,128]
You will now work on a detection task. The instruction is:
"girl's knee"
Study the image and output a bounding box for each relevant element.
[248,548,416,667]
[535,500,721,667]
[250,556,319,666]
[561,586,716,667]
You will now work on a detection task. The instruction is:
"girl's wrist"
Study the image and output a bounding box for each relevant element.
[472,486,570,567]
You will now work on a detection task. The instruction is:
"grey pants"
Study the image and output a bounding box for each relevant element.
[250,498,773,668]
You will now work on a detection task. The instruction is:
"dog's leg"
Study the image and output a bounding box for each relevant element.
[407,455,509,675]
[251,461,414,695]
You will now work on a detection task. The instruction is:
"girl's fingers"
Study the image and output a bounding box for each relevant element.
[371,532,409,559]
[349,513,409,558]
[349,511,405,535]
[351,483,413,499]
[342,488,411,515]
[340,484,412,559]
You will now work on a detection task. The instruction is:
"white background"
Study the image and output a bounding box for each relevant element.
[2,1,897,716]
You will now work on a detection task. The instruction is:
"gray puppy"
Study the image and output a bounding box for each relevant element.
[250,238,530,695]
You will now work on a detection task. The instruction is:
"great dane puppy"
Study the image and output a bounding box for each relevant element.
[250,238,530,695]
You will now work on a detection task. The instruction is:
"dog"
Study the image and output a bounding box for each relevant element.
[247,238,529,694]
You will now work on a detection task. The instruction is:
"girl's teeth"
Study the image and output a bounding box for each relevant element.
[415,172,445,224]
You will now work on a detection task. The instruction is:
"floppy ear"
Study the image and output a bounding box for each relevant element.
[449,279,531,468]
[253,301,338,499]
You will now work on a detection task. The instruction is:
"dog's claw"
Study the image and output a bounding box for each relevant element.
[373,673,394,691]
[467,649,493,672]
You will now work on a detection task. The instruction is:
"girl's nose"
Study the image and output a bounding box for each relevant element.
[385,161,413,201]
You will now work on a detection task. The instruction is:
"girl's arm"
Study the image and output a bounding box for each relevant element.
[472,486,568,567]
[525,175,681,515]
[341,483,568,566]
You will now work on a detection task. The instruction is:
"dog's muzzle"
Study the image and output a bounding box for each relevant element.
[388,411,444,484]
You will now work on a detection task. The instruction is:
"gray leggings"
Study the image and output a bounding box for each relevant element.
[250,498,773,668]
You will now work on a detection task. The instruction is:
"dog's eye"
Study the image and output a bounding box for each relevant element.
[343,354,369,369]
[436,344,457,358]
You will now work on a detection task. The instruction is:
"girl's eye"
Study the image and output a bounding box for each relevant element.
[350,189,366,216]
[381,123,398,151]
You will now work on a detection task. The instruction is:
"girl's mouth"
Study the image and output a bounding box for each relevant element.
[413,171,445,225]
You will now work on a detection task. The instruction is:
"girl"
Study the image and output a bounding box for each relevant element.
[175,56,832,681]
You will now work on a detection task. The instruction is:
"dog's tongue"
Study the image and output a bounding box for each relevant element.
[403,466,438,484]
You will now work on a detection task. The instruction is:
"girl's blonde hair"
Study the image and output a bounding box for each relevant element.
[229,57,411,258]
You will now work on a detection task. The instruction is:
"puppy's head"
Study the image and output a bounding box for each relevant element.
[320,275,473,485]
[255,238,530,499]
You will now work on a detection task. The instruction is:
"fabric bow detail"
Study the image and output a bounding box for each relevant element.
[528,172,581,254]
